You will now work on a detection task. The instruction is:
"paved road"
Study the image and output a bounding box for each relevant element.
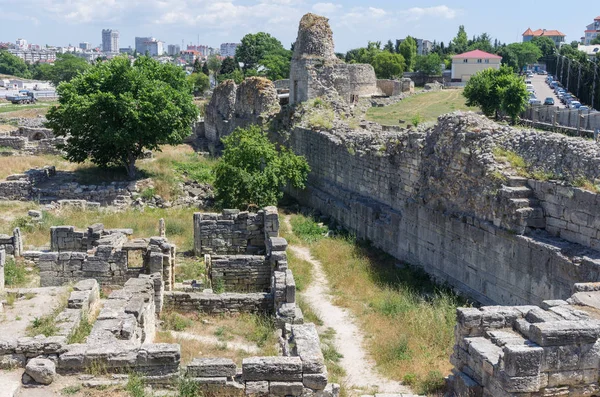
[530,74,565,108]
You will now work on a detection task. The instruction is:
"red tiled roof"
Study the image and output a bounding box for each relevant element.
[524,29,566,37]
[522,28,534,36]
[452,50,502,59]
[595,16,600,21]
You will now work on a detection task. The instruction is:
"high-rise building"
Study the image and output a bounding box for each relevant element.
[16,38,27,48]
[220,43,240,58]
[145,40,164,56]
[167,44,181,56]
[135,37,152,54]
[102,29,119,53]
[396,38,432,55]
[79,42,91,51]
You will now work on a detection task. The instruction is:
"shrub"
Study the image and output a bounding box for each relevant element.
[67,313,94,344]
[214,125,310,209]
[4,259,26,286]
[411,114,423,127]
[307,110,334,130]
[419,370,446,394]
[141,187,156,200]
[125,373,147,397]
[290,215,327,243]
[161,312,193,332]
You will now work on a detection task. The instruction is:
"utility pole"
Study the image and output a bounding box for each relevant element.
[566,58,571,92]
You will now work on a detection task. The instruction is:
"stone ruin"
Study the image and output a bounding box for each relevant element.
[0,207,337,396]
[0,125,64,156]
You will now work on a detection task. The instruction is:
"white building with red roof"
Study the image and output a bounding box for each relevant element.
[451,50,502,82]
[582,17,600,45]
[522,28,566,46]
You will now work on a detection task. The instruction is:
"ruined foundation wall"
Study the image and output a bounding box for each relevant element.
[164,291,273,314]
[208,255,271,292]
[285,115,600,306]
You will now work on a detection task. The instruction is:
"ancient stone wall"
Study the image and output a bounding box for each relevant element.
[207,255,271,292]
[285,113,600,306]
[163,291,273,314]
[0,228,21,257]
[204,78,280,154]
[40,226,175,290]
[193,207,279,255]
[376,78,414,97]
[0,279,100,369]
[0,248,4,292]
[450,283,600,396]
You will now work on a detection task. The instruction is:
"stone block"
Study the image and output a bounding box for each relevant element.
[245,380,269,396]
[187,358,237,377]
[242,356,302,381]
[303,370,328,390]
[25,358,56,385]
[503,344,543,377]
[529,321,600,346]
[451,371,483,397]
[269,381,304,396]
[291,324,325,374]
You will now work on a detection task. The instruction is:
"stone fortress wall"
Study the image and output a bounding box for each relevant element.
[0,126,65,156]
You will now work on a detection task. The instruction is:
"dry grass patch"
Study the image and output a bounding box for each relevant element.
[288,213,462,395]
[0,206,198,252]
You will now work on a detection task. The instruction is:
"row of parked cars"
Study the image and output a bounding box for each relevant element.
[546,75,590,110]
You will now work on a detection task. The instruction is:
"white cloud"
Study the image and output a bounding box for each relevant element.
[312,3,342,14]
[402,5,459,21]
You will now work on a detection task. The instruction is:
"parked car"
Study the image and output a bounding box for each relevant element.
[529,99,542,105]
[579,106,589,111]
[569,101,581,109]
[525,79,532,85]
[544,97,555,105]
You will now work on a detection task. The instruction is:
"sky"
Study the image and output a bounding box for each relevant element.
[1,0,596,52]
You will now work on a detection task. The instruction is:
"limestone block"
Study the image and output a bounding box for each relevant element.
[503,344,543,377]
[451,371,483,397]
[268,237,287,252]
[187,357,237,377]
[25,358,56,385]
[303,370,328,390]
[245,380,269,396]
[291,324,325,374]
[269,381,304,396]
[242,356,302,381]
[498,371,543,393]
[529,321,600,347]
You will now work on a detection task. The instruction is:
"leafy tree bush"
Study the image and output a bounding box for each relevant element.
[0,50,31,78]
[46,56,199,179]
[220,57,239,75]
[372,51,405,79]
[415,53,442,75]
[214,125,310,209]
[188,72,209,96]
[398,36,417,71]
[48,53,90,87]
[463,66,528,124]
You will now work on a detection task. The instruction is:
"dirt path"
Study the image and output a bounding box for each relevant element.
[284,218,415,395]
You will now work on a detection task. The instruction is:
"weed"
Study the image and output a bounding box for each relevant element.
[346,146,356,156]
[5,292,17,307]
[411,114,423,127]
[125,373,147,397]
[493,147,530,177]
[403,373,417,387]
[177,377,201,397]
[173,153,216,185]
[247,315,276,348]
[213,277,225,294]
[320,328,346,384]
[312,97,326,108]
[161,311,193,332]
[29,315,58,337]
[287,250,313,292]
[24,292,35,300]
[490,170,507,183]
[573,176,600,193]
[307,109,335,131]
[15,316,22,321]
[175,257,205,283]
[67,312,95,344]
[4,259,27,286]
[290,214,327,243]
[11,216,33,233]
[531,169,559,181]
[85,360,108,376]
[60,386,82,395]
[165,218,187,236]
[419,370,446,395]
[141,187,156,200]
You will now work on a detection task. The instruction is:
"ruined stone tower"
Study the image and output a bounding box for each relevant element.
[289,13,379,105]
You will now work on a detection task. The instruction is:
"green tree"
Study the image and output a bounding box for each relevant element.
[0,50,31,78]
[463,66,528,123]
[192,58,203,73]
[201,61,209,75]
[235,32,288,72]
[214,125,310,209]
[220,57,239,75]
[383,40,395,53]
[507,42,543,71]
[451,25,469,54]
[591,37,600,45]
[498,74,529,123]
[188,72,210,96]
[372,51,405,79]
[49,53,90,87]
[531,36,557,58]
[415,53,442,75]
[398,36,418,71]
[29,62,54,81]
[207,55,222,79]
[45,56,199,179]
[260,54,290,81]
[218,69,245,84]
[467,33,493,53]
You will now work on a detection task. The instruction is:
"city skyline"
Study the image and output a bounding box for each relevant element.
[2,0,598,53]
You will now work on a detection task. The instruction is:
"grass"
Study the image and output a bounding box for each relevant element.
[573,176,600,194]
[366,89,475,126]
[0,102,55,114]
[320,328,346,387]
[175,256,206,283]
[4,258,27,286]
[161,311,193,331]
[288,212,462,395]
[67,305,100,344]
[27,289,69,337]
[0,206,199,253]
[492,147,530,178]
